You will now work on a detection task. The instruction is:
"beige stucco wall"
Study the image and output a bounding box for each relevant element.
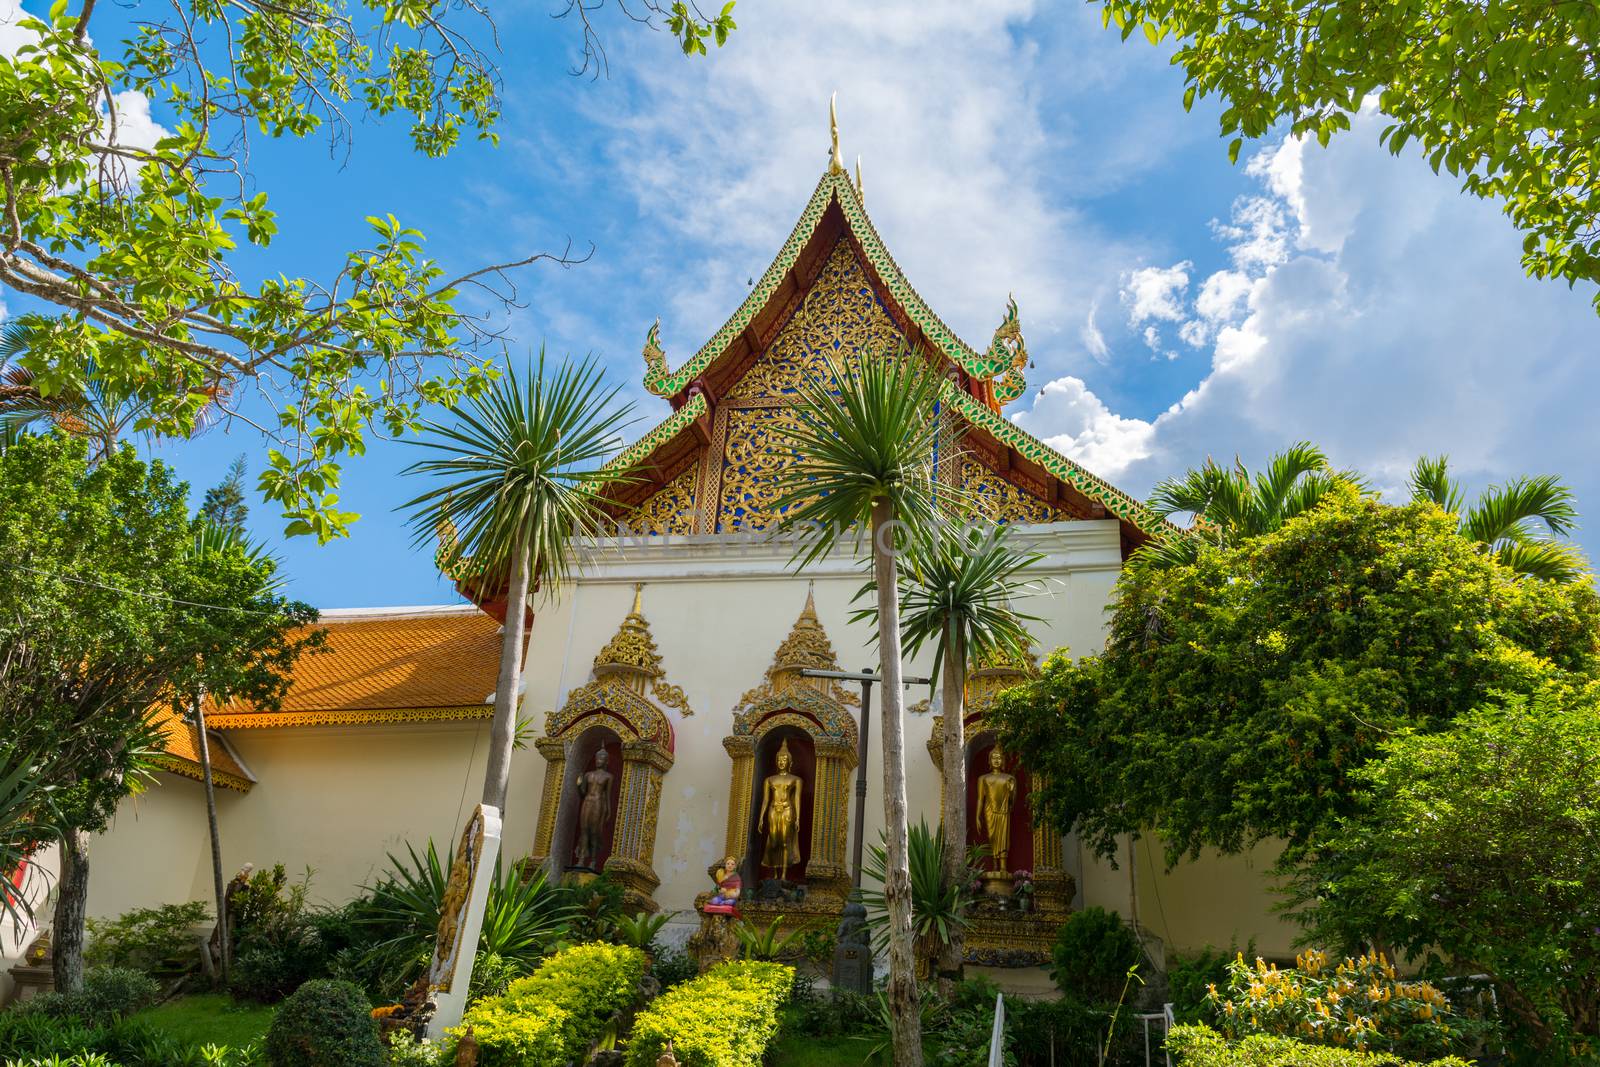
[82,518,1302,967]
[512,521,1124,927]
[86,721,494,919]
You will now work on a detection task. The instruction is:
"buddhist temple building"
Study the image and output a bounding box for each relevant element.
[68,127,1300,993]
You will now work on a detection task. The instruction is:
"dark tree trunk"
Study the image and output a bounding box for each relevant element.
[51,828,89,994]
[194,693,230,983]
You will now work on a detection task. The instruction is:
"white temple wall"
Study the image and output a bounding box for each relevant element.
[87,774,211,920]
[86,722,496,918]
[514,520,1125,919]
[78,516,1303,964]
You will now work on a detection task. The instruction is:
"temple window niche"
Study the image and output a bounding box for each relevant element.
[928,645,1077,967]
[714,585,857,928]
[531,585,691,913]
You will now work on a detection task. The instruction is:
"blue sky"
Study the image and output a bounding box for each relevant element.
[7,1,1599,608]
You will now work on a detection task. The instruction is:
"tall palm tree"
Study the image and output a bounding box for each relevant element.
[1408,455,1585,581]
[896,524,1040,997]
[1138,442,1360,569]
[773,350,949,1067]
[401,353,635,812]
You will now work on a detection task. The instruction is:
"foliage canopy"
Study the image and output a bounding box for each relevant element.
[1288,685,1600,1061]
[0,0,733,541]
[990,486,1600,866]
[0,433,318,844]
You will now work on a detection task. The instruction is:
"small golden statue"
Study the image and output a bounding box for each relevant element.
[976,748,1017,894]
[572,749,615,870]
[758,739,803,881]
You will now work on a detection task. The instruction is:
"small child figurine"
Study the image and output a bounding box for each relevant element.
[703,855,742,915]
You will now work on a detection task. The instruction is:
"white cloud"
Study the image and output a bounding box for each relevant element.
[1016,109,1600,562]
[1081,299,1110,364]
[0,0,34,55]
[1012,375,1154,479]
[1122,261,1192,324]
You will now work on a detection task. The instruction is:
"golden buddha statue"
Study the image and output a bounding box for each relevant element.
[975,747,1017,874]
[757,739,803,881]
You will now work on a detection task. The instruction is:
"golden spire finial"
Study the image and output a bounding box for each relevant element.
[854,156,864,203]
[631,582,644,616]
[802,580,817,619]
[829,93,844,173]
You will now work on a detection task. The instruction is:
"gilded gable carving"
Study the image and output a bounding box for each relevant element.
[726,238,904,400]
[629,463,698,536]
[958,455,1056,525]
[716,406,811,533]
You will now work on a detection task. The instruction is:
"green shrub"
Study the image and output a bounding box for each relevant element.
[1167,1023,1474,1066]
[229,866,328,1004]
[349,845,573,1000]
[625,960,794,1067]
[455,942,646,1067]
[86,902,211,976]
[18,967,161,1028]
[1169,945,1248,1026]
[651,946,698,991]
[1207,951,1472,1059]
[382,1030,451,1067]
[263,979,382,1067]
[1048,906,1145,1005]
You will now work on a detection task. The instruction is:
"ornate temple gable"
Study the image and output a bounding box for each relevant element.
[565,144,1175,564]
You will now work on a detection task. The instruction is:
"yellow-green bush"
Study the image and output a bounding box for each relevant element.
[624,960,794,1067]
[1205,951,1467,1058]
[1168,1024,1475,1066]
[456,942,646,1067]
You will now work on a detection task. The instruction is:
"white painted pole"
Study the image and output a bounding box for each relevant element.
[987,992,1006,1067]
[427,804,502,1039]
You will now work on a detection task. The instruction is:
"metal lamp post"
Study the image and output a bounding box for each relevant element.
[800,665,931,992]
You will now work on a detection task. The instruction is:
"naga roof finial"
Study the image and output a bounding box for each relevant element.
[854,155,864,203]
[642,318,667,381]
[829,92,844,173]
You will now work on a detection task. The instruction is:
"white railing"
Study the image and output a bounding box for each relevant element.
[1131,1003,1176,1067]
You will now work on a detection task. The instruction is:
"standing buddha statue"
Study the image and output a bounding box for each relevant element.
[975,747,1017,894]
[757,739,803,881]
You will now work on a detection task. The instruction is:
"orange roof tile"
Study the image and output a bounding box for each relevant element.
[149,706,255,792]
[207,607,505,729]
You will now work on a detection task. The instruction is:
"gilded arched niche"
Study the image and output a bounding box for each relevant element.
[928,646,1075,927]
[720,587,858,906]
[531,586,689,912]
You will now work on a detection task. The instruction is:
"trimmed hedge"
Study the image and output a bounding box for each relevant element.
[457,942,646,1067]
[1167,1025,1476,1067]
[624,960,794,1067]
[265,978,383,1067]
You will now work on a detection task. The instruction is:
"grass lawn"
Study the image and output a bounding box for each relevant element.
[134,993,276,1049]
[768,1028,878,1065]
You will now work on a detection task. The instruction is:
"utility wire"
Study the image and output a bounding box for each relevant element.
[6,562,295,616]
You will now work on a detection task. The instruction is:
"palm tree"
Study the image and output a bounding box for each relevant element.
[895,523,1039,997]
[1408,455,1585,581]
[1138,442,1360,568]
[773,350,949,1067]
[401,353,635,812]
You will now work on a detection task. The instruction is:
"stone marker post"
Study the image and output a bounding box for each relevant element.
[426,804,502,1040]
